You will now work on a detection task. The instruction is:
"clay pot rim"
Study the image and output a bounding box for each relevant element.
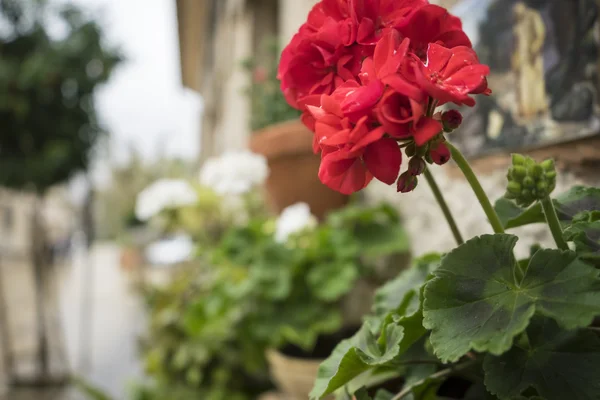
[250,119,314,160]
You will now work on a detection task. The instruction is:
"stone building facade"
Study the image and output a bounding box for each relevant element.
[176,0,318,162]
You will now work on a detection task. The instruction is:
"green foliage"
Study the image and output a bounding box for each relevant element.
[310,254,440,399]
[138,267,272,400]
[483,317,600,400]
[140,202,410,400]
[311,179,600,400]
[242,37,301,131]
[0,0,122,192]
[564,211,600,265]
[208,203,411,352]
[495,186,600,230]
[423,234,600,363]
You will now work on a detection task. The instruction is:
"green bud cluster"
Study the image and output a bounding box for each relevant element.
[504,154,557,207]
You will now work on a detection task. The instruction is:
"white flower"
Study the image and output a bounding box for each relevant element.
[275,202,317,243]
[199,150,269,195]
[145,234,194,265]
[135,179,198,221]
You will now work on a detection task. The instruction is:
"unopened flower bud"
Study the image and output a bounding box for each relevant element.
[397,172,418,193]
[520,190,533,207]
[530,164,544,179]
[417,145,429,158]
[510,166,527,180]
[536,181,548,192]
[505,154,558,205]
[408,157,426,176]
[523,176,535,189]
[442,110,463,132]
[540,159,555,172]
[405,143,416,158]
[545,170,557,180]
[512,154,527,166]
[507,181,522,195]
[430,143,451,165]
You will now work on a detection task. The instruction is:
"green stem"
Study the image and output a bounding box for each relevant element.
[446,142,505,234]
[424,168,464,245]
[541,196,569,250]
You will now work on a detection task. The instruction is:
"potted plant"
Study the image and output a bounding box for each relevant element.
[210,201,411,399]
[275,1,600,399]
[243,39,349,220]
[135,267,274,400]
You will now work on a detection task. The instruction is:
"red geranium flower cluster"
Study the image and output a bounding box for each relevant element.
[278,0,491,195]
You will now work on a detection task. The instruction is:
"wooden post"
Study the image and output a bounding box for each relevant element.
[0,251,15,385]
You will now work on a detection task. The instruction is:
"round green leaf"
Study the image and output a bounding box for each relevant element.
[484,317,600,400]
[423,234,600,362]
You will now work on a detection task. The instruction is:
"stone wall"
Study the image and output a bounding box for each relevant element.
[367,138,600,259]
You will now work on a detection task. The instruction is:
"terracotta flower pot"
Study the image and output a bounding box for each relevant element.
[120,247,143,271]
[250,119,349,220]
[266,349,333,400]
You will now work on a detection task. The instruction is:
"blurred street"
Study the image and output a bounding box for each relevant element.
[1,241,145,400]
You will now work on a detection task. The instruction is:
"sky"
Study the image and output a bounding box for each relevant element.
[66,0,203,179]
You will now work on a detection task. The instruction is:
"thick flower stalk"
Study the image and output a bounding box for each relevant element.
[279,0,491,195]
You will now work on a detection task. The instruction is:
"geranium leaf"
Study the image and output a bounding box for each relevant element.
[495,186,600,229]
[354,387,371,400]
[307,261,359,302]
[309,323,405,400]
[374,390,394,400]
[372,253,440,318]
[494,198,539,229]
[483,317,600,400]
[423,234,600,362]
[564,220,600,265]
[310,299,426,399]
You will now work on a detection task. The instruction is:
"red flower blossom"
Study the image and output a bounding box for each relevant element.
[397,4,472,59]
[306,0,355,46]
[373,30,426,102]
[351,0,428,45]
[335,58,384,122]
[278,0,492,195]
[278,19,364,108]
[414,43,490,107]
[376,88,423,137]
[307,92,402,194]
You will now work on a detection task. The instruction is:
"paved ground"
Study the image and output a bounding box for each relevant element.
[0,240,146,399]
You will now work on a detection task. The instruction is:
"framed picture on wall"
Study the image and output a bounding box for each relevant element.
[441,0,600,156]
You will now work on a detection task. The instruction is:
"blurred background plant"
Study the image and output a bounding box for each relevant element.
[241,37,300,132]
[127,199,410,400]
[0,0,123,384]
[0,0,122,192]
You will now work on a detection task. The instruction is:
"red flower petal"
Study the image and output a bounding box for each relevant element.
[363,138,403,185]
[351,125,386,151]
[319,152,373,194]
[383,74,426,102]
[413,117,443,146]
[374,29,404,79]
